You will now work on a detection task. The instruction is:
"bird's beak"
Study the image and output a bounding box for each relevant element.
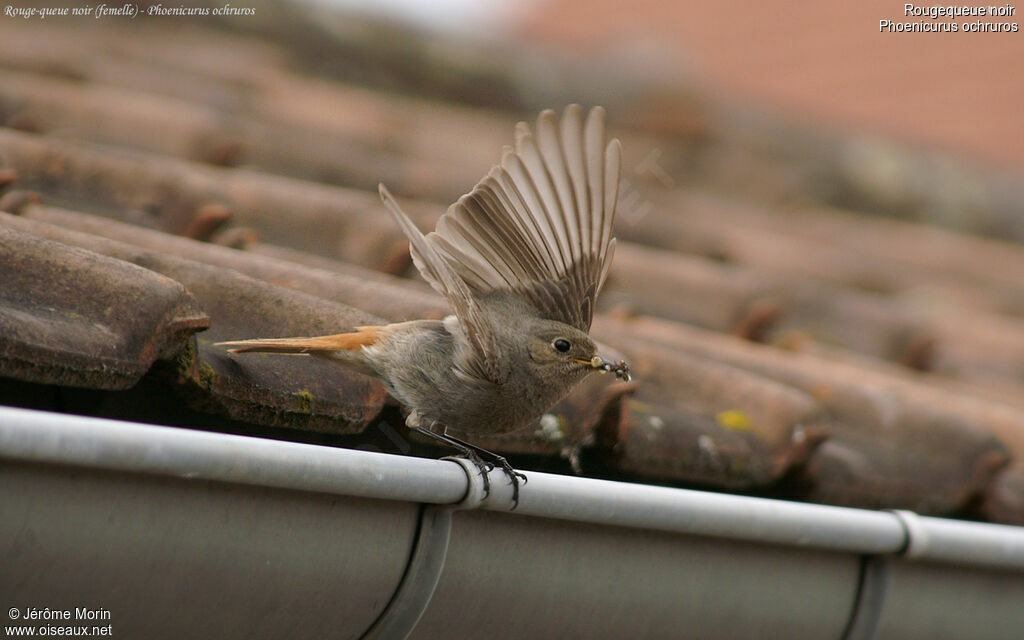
[574,355,632,381]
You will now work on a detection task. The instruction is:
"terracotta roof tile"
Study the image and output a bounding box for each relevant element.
[11,200,445,322]
[0,212,389,433]
[0,225,208,389]
[600,333,828,489]
[595,315,1015,517]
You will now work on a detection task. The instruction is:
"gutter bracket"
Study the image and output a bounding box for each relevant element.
[359,456,493,640]
[840,554,892,640]
[360,504,453,640]
[890,509,930,558]
[443,455,490,510]
[842,508,929,640]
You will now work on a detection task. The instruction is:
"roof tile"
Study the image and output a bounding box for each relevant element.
[0,225,208,389]
[13,201,445,322]
[596,315,1015,516]
[0,212,389,433]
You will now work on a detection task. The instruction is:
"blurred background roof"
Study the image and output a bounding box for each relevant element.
[332,0,1024,171]
[518,0,1024,172]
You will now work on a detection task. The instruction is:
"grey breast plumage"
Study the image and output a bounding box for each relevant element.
[379,104,621,384]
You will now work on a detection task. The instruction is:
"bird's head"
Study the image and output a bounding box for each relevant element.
[522,319,630,383]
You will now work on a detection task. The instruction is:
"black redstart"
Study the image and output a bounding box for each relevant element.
[218,104,629,504]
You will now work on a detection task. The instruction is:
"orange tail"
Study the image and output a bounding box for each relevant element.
[215,326,385,354]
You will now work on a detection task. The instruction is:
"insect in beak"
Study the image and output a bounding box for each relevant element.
[574,355,632,381]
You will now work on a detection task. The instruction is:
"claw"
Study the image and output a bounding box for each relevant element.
[489,453,528,506]
[413,426,526,508]
[458,448,493,496]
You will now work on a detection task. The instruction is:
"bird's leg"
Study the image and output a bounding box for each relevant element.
[412,426,493,497]
[440,431,529,498]
[411,426,528,508]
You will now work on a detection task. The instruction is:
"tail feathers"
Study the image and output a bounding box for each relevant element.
[216,326,385,354]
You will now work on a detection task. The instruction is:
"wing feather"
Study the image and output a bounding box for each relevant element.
[502,147,571,275]
[535,110,581,264]
[584,107,606,258]
[601,138,621,263]
[380,105,621,383]
[490,161,563,276]
[378,185,502,382]
[441,105,619,331]
[560,105,591,259]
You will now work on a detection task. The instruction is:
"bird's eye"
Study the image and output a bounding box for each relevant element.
[553,339,571,353]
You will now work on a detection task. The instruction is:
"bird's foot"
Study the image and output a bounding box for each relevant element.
[474,449,528,507]
[412,427,527,508]
[454,445,495,497]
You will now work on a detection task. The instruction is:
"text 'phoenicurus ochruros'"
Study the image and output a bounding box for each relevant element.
[217,105,630,506]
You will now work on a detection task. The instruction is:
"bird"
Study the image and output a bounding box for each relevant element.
[217,104,630,506]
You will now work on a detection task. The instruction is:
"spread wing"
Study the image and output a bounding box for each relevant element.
[379,105,621,383]
[379,185,503,383]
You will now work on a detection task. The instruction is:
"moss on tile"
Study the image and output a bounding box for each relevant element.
[295,389,314,413]
[198,362,217,389]
[716,409,753,432]
[174,337,198,375]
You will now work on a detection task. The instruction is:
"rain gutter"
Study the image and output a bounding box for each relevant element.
[1,406,1022,639]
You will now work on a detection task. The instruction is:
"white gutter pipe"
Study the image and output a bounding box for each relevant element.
[2,406,1023,640]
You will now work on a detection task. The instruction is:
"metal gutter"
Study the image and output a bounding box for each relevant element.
[2,406,1023,639]
[0,406,467,504]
